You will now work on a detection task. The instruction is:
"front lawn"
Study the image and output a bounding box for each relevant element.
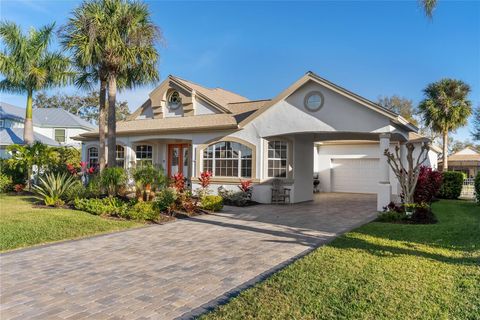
[0,194,141,252]
[202,200,480,320]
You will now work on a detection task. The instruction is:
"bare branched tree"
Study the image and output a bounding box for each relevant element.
[384,142,430,204]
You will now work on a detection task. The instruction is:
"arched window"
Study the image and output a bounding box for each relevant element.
[136,145,153,168]
[116,145,125,168]
[87,147,98,168]
[203,141,252,178]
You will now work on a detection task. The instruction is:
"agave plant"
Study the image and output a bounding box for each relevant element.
[33,172,78,207]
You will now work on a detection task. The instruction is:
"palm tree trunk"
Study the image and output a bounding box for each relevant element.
[442,131,448,172]
[107,75,117,167]
[23,89,34,145]
[99,79,107,172]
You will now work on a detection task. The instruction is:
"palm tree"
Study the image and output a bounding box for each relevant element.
[60,0,108,171]
[61,0,160,168]
[420,0,437,18]
[418,79,472,171]
[472,106,480,141]
[0,22,72,145]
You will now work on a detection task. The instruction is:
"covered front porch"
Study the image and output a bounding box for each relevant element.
[254,131,406,211]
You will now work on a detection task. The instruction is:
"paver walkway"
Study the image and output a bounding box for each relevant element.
[0,193,376,320]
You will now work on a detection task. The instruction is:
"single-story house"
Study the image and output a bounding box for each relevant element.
[439,147,480,178]
[0,102,95,158]
[75,71,439,210]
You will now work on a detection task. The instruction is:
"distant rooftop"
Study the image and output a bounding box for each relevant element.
[0,128,60,146]
[0,102,96,130]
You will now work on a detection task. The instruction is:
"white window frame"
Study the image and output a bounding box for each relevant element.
[87,146,99,168]
[0,120,4,128]
[54,128,66,143]
[115,145,125,168]
[135,144,153,168]
[202,141,252,178]
[267,141,288,178]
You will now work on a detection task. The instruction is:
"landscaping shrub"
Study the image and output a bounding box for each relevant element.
[154,188,178,214]
[218,187,248,206]
[101,167,126,196]
[201,195,223,212]
[172,172,185,192]
[0,173,13,193]
[63,179,87,203]
[438,171,464,199]
[133,165,166,200]
[196,170,212,199]
[0,158,25,185]
[32,172,78,207]
[73,197,127,216]
[178,191,199,215]
[377,210,407,222]
[475,172,480,203]
[121,202,158,221]
[85,174,103,198]
[414,166,442,204]
[411,203,437,224]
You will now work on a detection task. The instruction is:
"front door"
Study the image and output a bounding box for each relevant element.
[168,144,190,178]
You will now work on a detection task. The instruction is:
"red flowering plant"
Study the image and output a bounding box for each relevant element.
[14,184,25,193]
[196,171,212,199]
[238,179,252,193]
[413,166,443,204]
[172,172,185,192]
[66,163,78,176]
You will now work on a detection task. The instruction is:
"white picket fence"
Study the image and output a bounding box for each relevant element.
[460,178,476,200]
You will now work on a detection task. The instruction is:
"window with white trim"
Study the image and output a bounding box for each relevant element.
[54,128,66,143]
[267,141,288,178]
[135,145,153,168]
[116,145,125,168]
[87,147,98,168]
[203,141,252,178]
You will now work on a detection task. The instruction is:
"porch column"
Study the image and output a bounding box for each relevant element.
[377,133,391,211]
[292,134,314,203]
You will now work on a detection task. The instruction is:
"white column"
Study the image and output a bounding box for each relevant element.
[377,133,391,211]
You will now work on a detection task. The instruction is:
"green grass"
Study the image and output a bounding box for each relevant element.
[0,194,141,252]
[201,200,480,320]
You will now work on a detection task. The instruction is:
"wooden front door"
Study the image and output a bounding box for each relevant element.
[167,144,190,178]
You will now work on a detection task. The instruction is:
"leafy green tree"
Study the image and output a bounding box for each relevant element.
[61,0,160,168]
[472,106,480,141]
[377,95,418,125]
[33,91,130,123]
[418,79,472,171]
[6,142,57,189]
[0,22,72,145]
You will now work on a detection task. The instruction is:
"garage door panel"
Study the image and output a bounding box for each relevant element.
[332,158,379,193]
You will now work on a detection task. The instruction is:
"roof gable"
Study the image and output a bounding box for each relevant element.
[239,72,418,132]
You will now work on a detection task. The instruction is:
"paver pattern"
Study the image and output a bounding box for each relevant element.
[0,193,376,320]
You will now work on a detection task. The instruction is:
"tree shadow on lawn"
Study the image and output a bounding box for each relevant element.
[328,235,480,266]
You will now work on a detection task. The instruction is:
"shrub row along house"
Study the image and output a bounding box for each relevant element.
[75,71,440,210]
[0,102,95,157]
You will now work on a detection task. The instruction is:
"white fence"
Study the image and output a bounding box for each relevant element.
[460,178,476,200]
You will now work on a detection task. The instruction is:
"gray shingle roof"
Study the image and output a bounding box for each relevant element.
[0,102,96,130]
[0,128,60,146]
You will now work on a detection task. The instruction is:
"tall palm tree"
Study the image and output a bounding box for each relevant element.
[61,0,160,168]
[61,0,108,171]
[0,22,72,145]
[418,79,472,171]
[473,106,480,141]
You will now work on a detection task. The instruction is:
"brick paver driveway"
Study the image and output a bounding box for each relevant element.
[1,193,376,320]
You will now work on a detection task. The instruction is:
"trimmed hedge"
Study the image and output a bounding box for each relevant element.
[201,195,223,212]
[438,171,464,199]
[475,172,480,203]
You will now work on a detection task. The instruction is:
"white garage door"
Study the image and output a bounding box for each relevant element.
[331,158,379,193]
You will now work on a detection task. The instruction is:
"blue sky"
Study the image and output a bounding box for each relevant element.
[1,0,479,140]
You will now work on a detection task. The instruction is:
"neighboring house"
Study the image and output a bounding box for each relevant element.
[0,102,95,157]
[439,147,480,178]
[75,71,439,210]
